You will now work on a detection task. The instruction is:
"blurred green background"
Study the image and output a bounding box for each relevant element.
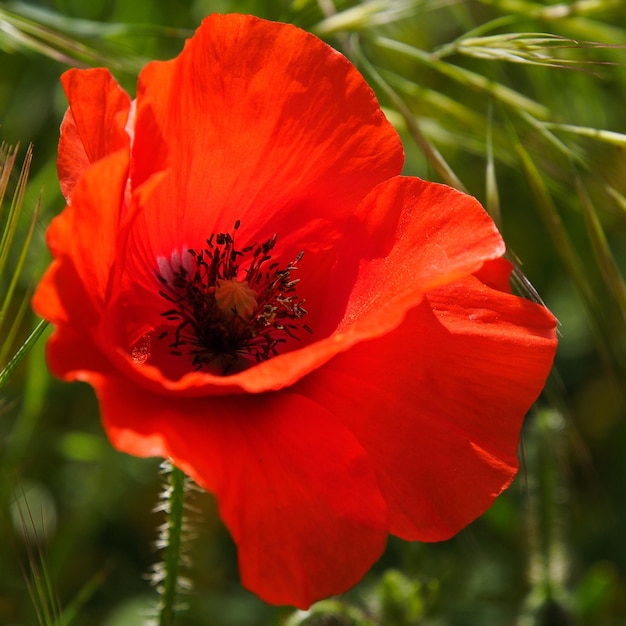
[1,0,625,624]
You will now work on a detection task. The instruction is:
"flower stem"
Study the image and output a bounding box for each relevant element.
[157,463,186,626]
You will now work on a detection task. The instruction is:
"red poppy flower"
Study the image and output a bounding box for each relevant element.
[33,13,557,608]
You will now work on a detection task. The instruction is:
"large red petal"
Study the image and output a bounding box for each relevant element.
[95,376,388,608]
[296,275,557,541]
[58,68,131,202]
[125,13,403,265]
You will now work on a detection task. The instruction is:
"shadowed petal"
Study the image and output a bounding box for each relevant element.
[297,275,557,541]
[33,258,110,380]
[95,376,389,607]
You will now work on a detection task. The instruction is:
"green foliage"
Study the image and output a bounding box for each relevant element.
[0,143,45,384]
[1,0,625,624]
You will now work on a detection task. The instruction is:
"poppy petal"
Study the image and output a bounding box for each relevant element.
[44,150,129,310]
[126,13,403,261]
[33,149,128,384]
[95,376,388,608]
[33,254,113,381]
[58,68,131,202]
[297,275,557,541]
[336,176,506,338]
[473,256,514,293]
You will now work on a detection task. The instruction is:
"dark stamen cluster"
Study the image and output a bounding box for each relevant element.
[156,221,311,374]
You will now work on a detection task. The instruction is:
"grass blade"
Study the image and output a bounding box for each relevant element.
[0,318,48,390]
[576,177,626,321]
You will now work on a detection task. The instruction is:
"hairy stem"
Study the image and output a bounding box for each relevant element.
[157,463,186,626]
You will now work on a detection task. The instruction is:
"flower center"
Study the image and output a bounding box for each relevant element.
[156,221,311,374]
